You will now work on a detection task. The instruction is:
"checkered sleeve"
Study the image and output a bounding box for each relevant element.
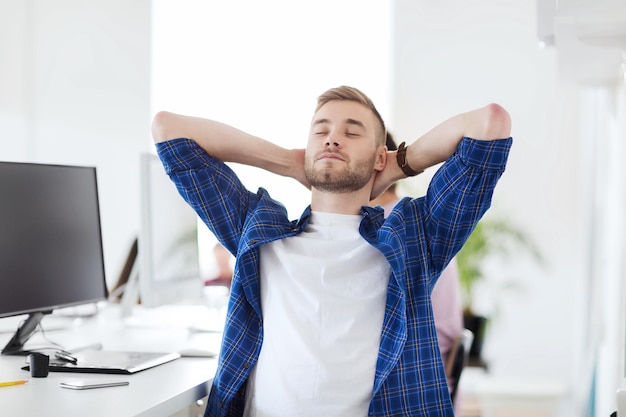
[423,136,513,274]
[155,138,253,255]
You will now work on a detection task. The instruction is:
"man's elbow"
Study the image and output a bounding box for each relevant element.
[151,111,177,143]
[482,103,511,140]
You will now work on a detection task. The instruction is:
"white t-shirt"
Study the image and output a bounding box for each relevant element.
[243,211,390,417]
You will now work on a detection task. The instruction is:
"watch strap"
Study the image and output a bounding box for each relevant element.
[396,141,422,177]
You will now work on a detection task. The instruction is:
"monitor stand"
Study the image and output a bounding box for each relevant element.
[1,311,49,356]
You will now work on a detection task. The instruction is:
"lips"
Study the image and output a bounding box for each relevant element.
[317,152,346,162]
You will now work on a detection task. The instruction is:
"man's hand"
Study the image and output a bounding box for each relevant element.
[289,148,310,189]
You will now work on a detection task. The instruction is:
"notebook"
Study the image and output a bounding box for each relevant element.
[22,349,181,374]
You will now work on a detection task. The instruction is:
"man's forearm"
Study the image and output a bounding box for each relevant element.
[403,103,511,175]
[151,111,299,180]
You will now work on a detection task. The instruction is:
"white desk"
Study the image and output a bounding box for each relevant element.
[459,368,567,417]
[0,304,222,417]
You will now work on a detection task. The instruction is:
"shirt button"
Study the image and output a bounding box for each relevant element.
[244,362,250,368]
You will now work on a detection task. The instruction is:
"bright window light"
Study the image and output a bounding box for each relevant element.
[151,0,391,218]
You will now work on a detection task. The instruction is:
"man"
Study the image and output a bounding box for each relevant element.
[151,86,512,416]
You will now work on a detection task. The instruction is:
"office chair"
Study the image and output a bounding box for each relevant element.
[445,328,474,405]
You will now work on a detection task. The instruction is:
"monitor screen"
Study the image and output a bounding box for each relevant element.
[138,153,203,307]
[0,161,108,353]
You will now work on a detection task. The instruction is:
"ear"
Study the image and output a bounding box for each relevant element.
[374,145,387,172]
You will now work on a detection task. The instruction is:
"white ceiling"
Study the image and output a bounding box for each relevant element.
[540,0,626,85]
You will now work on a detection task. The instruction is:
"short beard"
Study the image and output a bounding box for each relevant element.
[304,154,376,194]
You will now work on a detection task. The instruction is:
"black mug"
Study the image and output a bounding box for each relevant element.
[28,352,49,378]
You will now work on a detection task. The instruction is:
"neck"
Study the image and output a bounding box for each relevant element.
[369,190,399,208]
[310,187,371,215]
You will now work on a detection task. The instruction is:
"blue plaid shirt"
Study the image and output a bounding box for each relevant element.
[156,136,512,417]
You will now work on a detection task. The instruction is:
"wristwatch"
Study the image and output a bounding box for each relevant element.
[396,142,423,177]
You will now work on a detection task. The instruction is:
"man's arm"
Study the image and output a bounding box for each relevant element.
[151,111,309,187]
[372,103,511,198]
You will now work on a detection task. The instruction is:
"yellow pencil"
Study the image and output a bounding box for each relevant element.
[0,380,27,388]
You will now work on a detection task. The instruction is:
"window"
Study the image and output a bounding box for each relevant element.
[151,0,391,218]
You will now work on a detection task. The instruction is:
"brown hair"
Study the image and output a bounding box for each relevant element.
[385,131,398,192]
[315,86,387,146]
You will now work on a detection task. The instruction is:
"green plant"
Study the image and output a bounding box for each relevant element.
[456,218,543,314]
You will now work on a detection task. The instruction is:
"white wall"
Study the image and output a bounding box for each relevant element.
[584,83,626,416]
[0,0,152,288]
[391,0,620,415]
[1,0,33,160]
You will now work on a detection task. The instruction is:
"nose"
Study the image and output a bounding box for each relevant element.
[324,133,340,149]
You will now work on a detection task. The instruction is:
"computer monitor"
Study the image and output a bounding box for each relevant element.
[137,153,203,307]
[0,161,108,355]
